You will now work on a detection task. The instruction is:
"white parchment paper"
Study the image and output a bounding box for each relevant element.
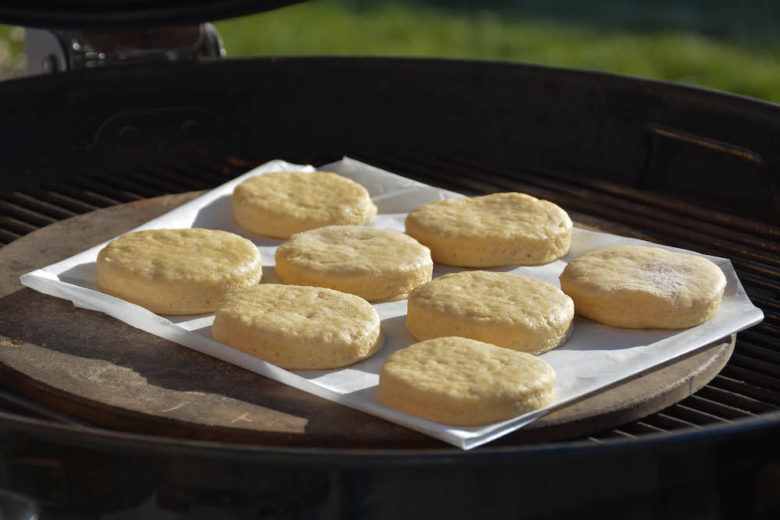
[19,158,764,450]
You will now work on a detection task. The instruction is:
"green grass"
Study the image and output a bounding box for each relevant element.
[4,0,780,103]
[0,25,23,77]
[214,1,780,102]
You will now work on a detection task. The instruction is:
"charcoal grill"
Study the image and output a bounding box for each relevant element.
[1,2,779,519]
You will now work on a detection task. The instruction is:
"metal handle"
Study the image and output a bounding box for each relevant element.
[645,123,766,168]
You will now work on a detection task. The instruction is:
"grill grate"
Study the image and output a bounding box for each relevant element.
[1,153,778,444]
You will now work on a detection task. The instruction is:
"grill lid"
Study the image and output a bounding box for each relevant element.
[0,0,307,30]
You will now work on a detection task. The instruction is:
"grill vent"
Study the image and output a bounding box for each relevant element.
[0,154,777,443]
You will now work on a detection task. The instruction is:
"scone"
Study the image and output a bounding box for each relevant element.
[559,245,727,329]
[97,228,262,315]
[405,192,572,267]
[406,271,574,355]
[275,225,433,302]
[378,336,556,426]
[232,171,377,238]
[212,284,384,370]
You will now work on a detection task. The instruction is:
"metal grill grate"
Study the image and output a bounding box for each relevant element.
[1,154,778,443]
[0,159,242,246]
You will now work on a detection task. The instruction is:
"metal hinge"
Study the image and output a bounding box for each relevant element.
[25,24,225,75]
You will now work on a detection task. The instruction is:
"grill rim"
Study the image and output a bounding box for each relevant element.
[2,56,779,224]
[2,406,780,463]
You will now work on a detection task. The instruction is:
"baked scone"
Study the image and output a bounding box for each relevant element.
[378,336,556,425]
[559,245,727,329]
[405,192,572,267]
[97,228,262,315]
[232,171,377,238]
[275,225,433,302]
[406,271,574,355]
[212,284,384,370]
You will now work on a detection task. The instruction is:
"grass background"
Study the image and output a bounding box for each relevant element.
[3,0,780,102]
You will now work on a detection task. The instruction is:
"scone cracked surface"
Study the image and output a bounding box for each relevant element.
[405,192,572,267]
[212,284,384,370]
[232,171,377,238]
[97,228,262,315]
[559,245,727,329]
[275,225,433,302]
[378,337,556,426]
[407,271,574,355]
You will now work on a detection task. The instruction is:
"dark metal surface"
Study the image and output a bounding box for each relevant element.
[1,408,779,518]
[0,57,778,517]
[26,24,225,75]
[0,58,778,220]
[0,0,308,30]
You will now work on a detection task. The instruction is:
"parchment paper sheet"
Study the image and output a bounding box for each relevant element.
[20,158,764,450]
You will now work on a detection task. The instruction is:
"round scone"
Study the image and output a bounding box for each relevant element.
[275,225,433,302]
[378,337,556,426]
[212,284,384,370]
[406,271,574,355]
[232,171,377,238]
[405,192,572,267]
[559,245,727,329]
[97,228,262,315]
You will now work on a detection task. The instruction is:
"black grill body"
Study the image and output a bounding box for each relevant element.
[0,57,778,519]
[0,58,778,223]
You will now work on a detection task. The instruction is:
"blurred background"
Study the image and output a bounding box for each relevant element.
[2,0,780,102]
